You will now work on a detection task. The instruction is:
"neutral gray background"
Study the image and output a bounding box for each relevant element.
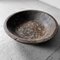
[0,1,60,60]
[0,0,60,9]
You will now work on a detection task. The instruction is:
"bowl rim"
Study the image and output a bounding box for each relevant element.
[4,10,59,44]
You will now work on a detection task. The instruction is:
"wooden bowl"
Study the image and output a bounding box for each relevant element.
[4,10,58,44]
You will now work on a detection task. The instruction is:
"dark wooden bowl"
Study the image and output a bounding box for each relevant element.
[4,10,58,44]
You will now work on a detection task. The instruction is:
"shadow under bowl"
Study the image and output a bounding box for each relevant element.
[4,10,58,44]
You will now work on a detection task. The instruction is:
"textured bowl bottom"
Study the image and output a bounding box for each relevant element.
[15,20,46,40]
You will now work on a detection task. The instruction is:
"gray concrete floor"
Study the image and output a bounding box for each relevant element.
[0,1,60,60]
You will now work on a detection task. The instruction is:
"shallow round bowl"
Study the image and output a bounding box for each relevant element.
[4,10,58,44]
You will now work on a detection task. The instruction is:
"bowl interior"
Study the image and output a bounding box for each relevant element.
[6,10,57,42]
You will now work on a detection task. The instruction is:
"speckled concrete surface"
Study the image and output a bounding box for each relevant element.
[0,1,60,60]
